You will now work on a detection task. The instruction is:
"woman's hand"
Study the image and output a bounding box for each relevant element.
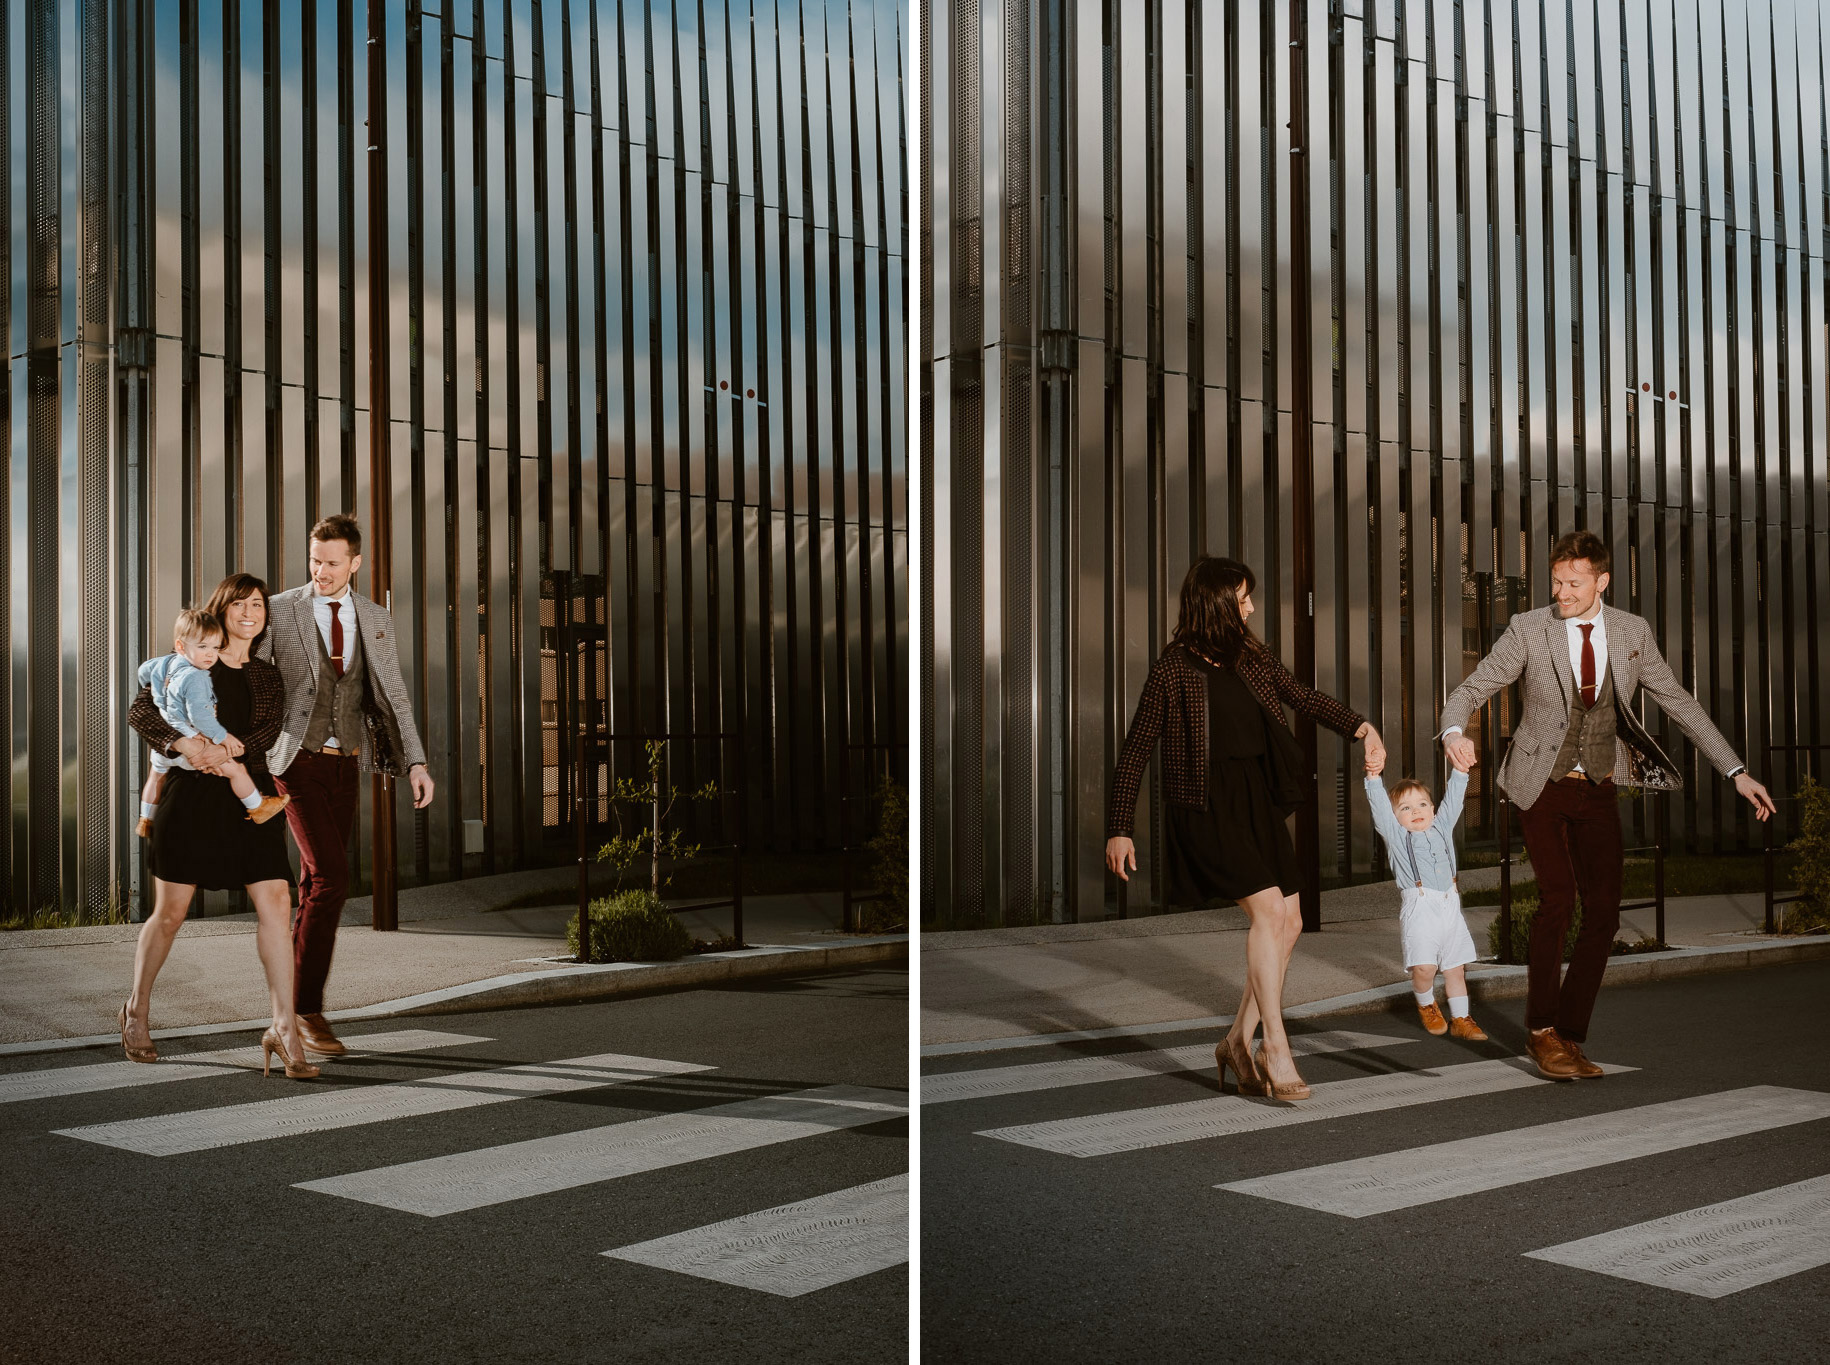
[1356,723,1386,776]
[1105,837,1137,881]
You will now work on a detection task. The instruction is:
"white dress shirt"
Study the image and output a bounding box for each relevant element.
[311,586,353,748]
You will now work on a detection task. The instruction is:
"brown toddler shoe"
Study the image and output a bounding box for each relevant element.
[247,793,291,825]
[1448,1014,1488,1041]
[1417,1001,1448,1036]
[135,816,153,839]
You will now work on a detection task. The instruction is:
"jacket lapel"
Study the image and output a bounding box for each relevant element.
[1542,611,1572,714]
[293,590,320,686]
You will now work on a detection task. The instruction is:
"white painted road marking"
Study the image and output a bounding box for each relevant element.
[53,1053,712,1155]
[0,1030,492,1106]
[922,1029,1419,1105]
[1220,1086,1830,1216]
[603,1174,909,1297]
[976,1058,1636,1157]
[1526,1171,1830,1298]
[297,1084,908,1216]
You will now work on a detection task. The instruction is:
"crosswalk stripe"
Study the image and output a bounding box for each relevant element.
[1219,1085,1830,1216]
[53,1053,713,1156]
[0,1029,492,1107]
[922,1030,1419,1105]
[1525,1171,1830,1298]
[296,1084,909,1216]
[976,1058,1636,1158]
[603,1174,909,1297]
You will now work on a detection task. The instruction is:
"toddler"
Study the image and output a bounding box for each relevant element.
[1364,763,1486,1040]
[136,608,289,837]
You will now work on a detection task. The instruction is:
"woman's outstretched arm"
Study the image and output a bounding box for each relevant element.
[1257,646,1366,739]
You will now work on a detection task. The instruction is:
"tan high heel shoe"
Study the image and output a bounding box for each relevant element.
[1215,1033,1268,1097]
[1253,1044,1312,1101]
[119,1001,157,1064]
[260,1026,321,1080]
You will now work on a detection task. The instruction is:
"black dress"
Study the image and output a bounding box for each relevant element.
[1163,656,1301,906]
[146,662,296,891]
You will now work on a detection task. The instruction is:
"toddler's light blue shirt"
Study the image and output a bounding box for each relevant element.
[1364,767,1467,892]
[137,654,229,744]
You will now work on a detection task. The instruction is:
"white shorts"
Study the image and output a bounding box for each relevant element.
[148,750,200,775]
[1398,885,1478,971]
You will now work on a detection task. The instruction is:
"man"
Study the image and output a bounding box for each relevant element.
[262,514,435,1054]
[1439,529,1773,1080]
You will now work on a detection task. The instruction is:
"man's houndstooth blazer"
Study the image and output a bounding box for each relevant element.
[257,585,428,778]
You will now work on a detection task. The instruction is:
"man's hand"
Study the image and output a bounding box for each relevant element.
[409,764,436,810]
[1444,732,1478,772]
[175,735,230,775]
[1356,723,1386,776]
[1735,771,1777,822]
[1105,837,1136,881]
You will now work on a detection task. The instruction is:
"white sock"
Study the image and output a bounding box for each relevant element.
[1414,990,1435,1008]
[239,790,263,811]
[1448,995,1470,1019]
[139,802,156,820]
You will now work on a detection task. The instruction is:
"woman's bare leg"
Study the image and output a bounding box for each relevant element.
[127,878,196,1043]
[1223,887,1304,1083]
[246,880,303,1056]
[1226,891,1304,1056]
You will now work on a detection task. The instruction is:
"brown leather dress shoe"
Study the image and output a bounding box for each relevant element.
[296,1013,348,1056]
[1560,1038,1605,1078]
[1448,1014,1488,1042]
[1527,1026,1580,1080]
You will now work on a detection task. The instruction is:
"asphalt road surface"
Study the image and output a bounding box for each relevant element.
[922,959,1830,1364]
[1,967,908,1365]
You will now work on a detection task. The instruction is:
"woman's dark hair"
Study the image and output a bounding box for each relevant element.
[1170,556,1259,666]
[203,573,272,654]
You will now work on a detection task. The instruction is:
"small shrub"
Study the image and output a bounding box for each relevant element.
[567,890,693,963]
[1485,887,1584,963]
[861,776,909,930]
[1785,775,1830,934]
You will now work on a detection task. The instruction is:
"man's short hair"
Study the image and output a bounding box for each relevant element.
[173,608,225,646]
[309,513,363,554]
[1549,529,1611,577]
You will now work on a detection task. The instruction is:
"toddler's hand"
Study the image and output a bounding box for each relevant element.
[222,734,245,757]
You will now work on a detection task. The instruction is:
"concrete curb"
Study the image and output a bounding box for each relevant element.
[919,932,1829,1056]
[1,936,909,1057]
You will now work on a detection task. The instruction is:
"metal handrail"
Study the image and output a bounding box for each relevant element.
[1762,744,1830,933]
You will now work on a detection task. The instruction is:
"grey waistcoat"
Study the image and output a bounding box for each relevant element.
[1551,663,1616,781]
[302,608,368,755]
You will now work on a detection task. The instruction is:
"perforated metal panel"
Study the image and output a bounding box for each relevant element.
[925,0,1830,924]
[3,2,908,918]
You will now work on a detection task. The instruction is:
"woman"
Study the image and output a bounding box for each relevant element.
[121,573,318,1080]
[1105,557,1384,1099]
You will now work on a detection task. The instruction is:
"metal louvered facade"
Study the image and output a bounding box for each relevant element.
[923,0,1830,926]
[3,0,908,918]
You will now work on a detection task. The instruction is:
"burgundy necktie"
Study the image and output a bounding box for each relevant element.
[1579,622,1595,708]
[329,601,345,678]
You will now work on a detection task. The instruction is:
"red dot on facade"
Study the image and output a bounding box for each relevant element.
[1642,382,1651,391]
[720,380,728,390]
[746,389,755,398]
[1668,391,1677,400]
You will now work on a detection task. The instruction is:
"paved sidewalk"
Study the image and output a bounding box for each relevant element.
[1,866,904,1046]
[921,877,1827,1048]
